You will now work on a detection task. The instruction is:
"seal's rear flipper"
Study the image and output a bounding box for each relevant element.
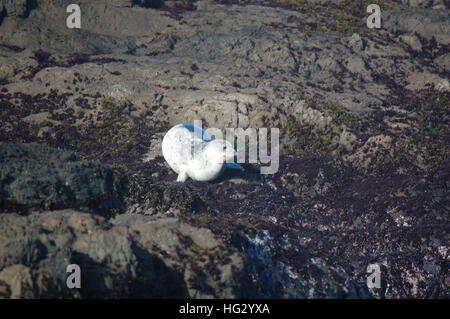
[225,163,245,171]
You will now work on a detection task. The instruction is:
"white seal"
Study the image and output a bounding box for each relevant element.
[162,124,243,182]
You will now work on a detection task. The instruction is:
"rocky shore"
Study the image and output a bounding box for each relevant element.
[0,0,449,298]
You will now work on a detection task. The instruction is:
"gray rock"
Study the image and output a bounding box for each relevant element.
[400,0,448,8]
[0,0,29,17]
[434,53,450,72]
[0,264,34,298]
[232,230,368,298]
[0,210,363,298]
[0,143,122,214]
[0,0,448,300]
[399,33,423,52]
[0,211,237,298]
[383,8,450,45]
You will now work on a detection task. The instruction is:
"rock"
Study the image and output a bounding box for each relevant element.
[345,135,394,170]
[0,143,122,214]
[0,210,367,298]
[434,53,450,72]
[399,33,423,52]
[0,211,236,298]
[383,9,450,45]
[125,182,208,217]
[0,0,30,18]
[400,0,448,8]
[0,265,34,298]
[112,214,242,298]
[231,230,367,298]
[0,0,448,299]
[347,33,365,51]
[406,72,449,91]
[109,0,134,7]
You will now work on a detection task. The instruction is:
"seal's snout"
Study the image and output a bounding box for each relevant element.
[223,142,236,162]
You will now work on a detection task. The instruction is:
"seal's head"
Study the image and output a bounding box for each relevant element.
[204,139,235,164]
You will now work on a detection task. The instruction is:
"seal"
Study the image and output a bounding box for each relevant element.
[162,124,243,182]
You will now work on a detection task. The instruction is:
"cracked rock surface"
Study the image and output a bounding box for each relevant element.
[0,0,448,298]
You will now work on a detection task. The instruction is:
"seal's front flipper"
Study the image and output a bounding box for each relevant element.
[225,163,245,171]
[177,169,188,182]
